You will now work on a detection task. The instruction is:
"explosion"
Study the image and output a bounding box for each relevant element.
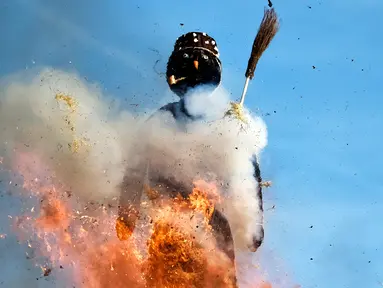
[0,69,279,287]
[10,150,243,288]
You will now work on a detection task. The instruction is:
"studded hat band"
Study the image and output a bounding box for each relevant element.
[173,32,220,57]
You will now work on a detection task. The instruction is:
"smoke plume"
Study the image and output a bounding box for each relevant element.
[0,68,268,285]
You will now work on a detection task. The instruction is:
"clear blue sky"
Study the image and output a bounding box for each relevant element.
[1,0,383,287]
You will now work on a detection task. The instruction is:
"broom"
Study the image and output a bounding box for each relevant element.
[225,7,280,123]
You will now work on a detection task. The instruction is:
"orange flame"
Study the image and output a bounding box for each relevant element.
[189,179,220,225]
[9,150,275,287]
[142,180,236,288]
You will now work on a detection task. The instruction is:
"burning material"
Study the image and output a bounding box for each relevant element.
[144,208,237,288]
[145,221,237,288]
[115,216,135,241]
[145,220,207,287]
[117,179,237,287]
[189,179,220,225]
[9,150,246,288]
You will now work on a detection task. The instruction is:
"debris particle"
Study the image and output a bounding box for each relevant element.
[266,205,276,211]
[42,267,52,277]
[260,181,272,188]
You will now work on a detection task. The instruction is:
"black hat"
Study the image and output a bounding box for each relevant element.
[173,32,220,58]
[166,32,222,97]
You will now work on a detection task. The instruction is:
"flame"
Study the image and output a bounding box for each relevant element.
[189,179,220,226]
[142,180,237,288]
[36,190,70,231]
[8,148,276,287]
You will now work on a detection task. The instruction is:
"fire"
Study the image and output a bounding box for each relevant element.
[145,220,206,287]
[189,179,220,226]
[142,181,236,288]
[7,150,273,287]
[36,190,70,231]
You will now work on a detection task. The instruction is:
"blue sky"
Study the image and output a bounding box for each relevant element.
[1,0,383,287]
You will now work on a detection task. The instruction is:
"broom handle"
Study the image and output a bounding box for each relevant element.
[236,7,279,108]
[239,77,250,106]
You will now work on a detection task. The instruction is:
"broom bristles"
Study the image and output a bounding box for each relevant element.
[245,8,280,79]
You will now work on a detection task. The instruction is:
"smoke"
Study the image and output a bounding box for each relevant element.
[0,67,268,283]
[0,68,136,203]
[138,84,268,250]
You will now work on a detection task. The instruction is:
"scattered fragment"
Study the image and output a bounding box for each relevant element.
[42,266,52,277]
[260,181,272,188]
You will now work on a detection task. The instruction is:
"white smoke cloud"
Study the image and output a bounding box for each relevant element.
[0,67,268,263]
[139,84,268,250]
[0,68,136,204]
